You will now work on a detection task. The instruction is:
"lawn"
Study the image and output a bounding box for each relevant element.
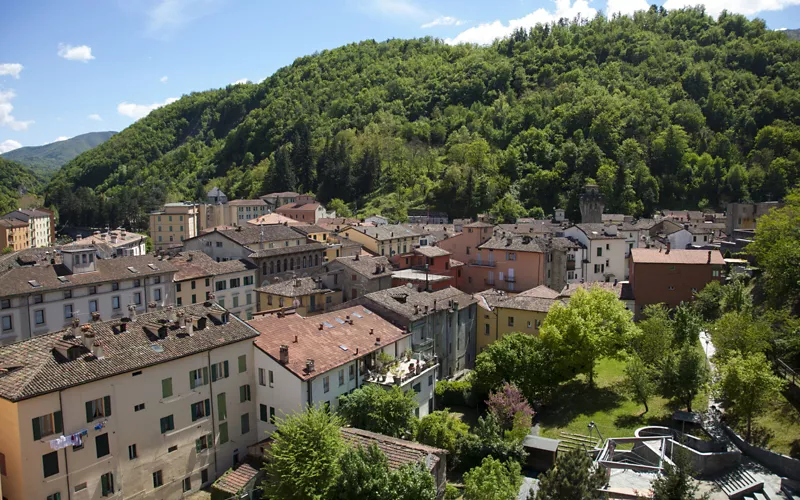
[728,389,800,458]
[539,357,708,441]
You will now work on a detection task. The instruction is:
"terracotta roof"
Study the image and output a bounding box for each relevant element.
[463,221,493,228]
[572,224,626,239]
[559,281,634,300]
[547,236,583,251]
[227,199,267,206]
[0,254,176,297]
[170,251,255,281]
[341,427,445,471]
[256,277,335,297]
[478,235,546,253]
[213,461,261,494]
[0,219,28,229]
[346,224,424,241]
[518,285,561,299]
[414,246,450,258]
[247,241,326,259]
[291,225,329,235]
[361,286,477,322]
[246,213,303,226]
[250,306,408,380]
[631,248,724,265]
[277,202,321,211]
[495,222,556,235]
[329,255,393,279]
[317,217,360,229]
[0,303,258,402]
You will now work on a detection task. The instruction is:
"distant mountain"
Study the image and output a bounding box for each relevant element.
[1,131,116,177]
[0,158,42,214]
[783,29,800,41]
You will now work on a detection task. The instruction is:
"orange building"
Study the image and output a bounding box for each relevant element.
[0,219,30,251]
[436,221,493,265]
[391,246,464,290]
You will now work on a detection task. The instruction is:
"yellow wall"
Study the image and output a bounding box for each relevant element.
[340,229,377,254]
[306,231,330,243]
[476,306,548,353]
[175,277,212,307]
[0,397,22,500]
[258,290,343,316]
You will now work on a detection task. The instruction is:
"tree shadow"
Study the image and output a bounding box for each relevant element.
[613,412,671,430]
[748,425,776,448]
[789,439,800,459]
[537,380,624,429]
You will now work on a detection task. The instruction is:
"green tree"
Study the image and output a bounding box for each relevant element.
[391,462,437,500]
[458,413,527,473]
[624,355,657,414]
[489,193,526,223]
[535,448,606,500]
[672,303,702,346]
[692,281,725,322]
[660,343,709,412]
[717,352,786,440]
[540,287,637,386]
[463,457,522,500]
[651,447,709,500]
[415,410,469,460]
[709,312,772,360]
[631,304,674,366]
[264,407,343,500]
[338,385,417,438]
[326,198,353,218]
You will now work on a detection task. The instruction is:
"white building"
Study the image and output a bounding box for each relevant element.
[365,215,389,226]
[0,303,260,500]
[249,305,437,439]
[2,208,52,248]
[563,224,627,283]
[67,229,147,258]
[0,249,176,345]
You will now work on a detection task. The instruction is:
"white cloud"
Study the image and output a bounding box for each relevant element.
[662,0,800,16]
[0,139,22,154]
[88,113,102,121]
[58,43,95,62]
[0,89,34,131]
[421,16,465,28]
[606,0,651,16]
[55,136,69,142]
[232,78,250,85]
[160,75,169,83]
[117,97,178,120]
[0,63,23,79]
[147,0,222,37]
[446,0,596,45]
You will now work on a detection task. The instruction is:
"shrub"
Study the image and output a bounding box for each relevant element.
[435,379,476,409]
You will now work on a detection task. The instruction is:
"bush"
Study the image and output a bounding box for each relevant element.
[435,379,476,409]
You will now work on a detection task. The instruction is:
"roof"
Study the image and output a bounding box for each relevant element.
[473,289,510,309]
[547,236,583,251]
[478,235,546,253]
[67,230,145,250]
[329,255,393,279]
[277,201,321,212]
[518,285,561,299]
[496,295,561,313]
[193,225,304,247]
[572,224,626,239]
[391,269,452,283]
[414,246,450,258]
[341,427,445,471]
[495,222,556,235]
[207,186,226,197]
[630,248,724,265]
[247,241,326,259]
[2,208,50,222]
[362,286,477,322]
[0,303,258,402]
[463,221,493,228]
[0,218,28,229]
[0,254,177,297]
[602,214,627,223]
[227,199,267,206]
[620,219,658,231]
[170,251,254,281]
[522,435,560,452]
[256,277,335,297]
[345,224,424,241]
[213,461,261,494]
[250,306,408,380]
[264,191,300,198]
[316,217,361,230]
[246,213,303,226]
[559,281,634,301]
[291,225,329,235]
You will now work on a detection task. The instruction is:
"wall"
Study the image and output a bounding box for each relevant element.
[0,397,23,499]
[723,424,800,481]
[631,261,722,316]
[183,232,254,263]
[213,269,256,320]
[436,226,492,265]
[176,276,212,308]
[254,351,304,439]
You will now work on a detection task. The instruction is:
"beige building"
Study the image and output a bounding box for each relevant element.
[0,219,29,252]
[0,303,259,500]
[339,224,423,257]
[256,276,342,316]
[149,202,199,250]
[2,208,53,248]
[66,229,147,258]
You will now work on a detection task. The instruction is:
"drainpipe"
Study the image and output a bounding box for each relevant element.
[58,390,72,500]
[306,378,314,408]
[207,350,219,477]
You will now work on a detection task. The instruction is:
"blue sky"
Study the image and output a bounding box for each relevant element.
[2,0,800,153]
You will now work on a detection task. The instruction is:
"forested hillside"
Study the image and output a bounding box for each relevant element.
[46,7,800,229]
[2,131,116,177]
[0,158,43,214]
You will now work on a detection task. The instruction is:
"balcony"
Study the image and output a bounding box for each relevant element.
[484,278,496,286]
[412,337,434,352]
[566,260,576,270]
[505,276,516,283]
[469,259,496,267]
[366,354,438,387]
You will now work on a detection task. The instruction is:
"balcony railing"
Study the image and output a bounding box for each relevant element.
[469,259,496,267]
[505,276,516,283]
[412,337,434,352]
[484,278,496,286]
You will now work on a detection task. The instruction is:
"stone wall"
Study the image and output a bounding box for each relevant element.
[723,424,800,481]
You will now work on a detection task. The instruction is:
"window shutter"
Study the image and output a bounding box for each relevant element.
[32,417,41,440]
[86,401,93,423]
[218,393,227,420]
[260,404,267,422]
[204,399,210,417]
[104,396,111,417]
[239,385,245,402]
[54,411,63,434]
[189,372,195,390]
[223,360,229,378]
[195,438,202,452]
[202,367,209,385]
[211,364,218,382]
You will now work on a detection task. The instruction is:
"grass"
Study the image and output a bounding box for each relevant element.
[728,389,800,458]
[539,357,708,440]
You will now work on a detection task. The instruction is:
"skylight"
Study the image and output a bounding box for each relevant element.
[362,308,372,315]
[352,312,363,318]
[150,344,164,353]
[57,276,69,283]
[335,317,345,324]
[28,280,41,288]
[339,345,348,351]
[148,263,158,270]
[322,321,334,328]
[127,266,139,274]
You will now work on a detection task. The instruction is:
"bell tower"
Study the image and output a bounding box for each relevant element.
[579,184,604,224]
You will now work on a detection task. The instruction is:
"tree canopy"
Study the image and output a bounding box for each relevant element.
[338,384,417,438]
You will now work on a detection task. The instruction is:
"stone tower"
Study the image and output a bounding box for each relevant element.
[579,183,604,224]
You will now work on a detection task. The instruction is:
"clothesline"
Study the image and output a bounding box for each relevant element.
[49,428,89,450]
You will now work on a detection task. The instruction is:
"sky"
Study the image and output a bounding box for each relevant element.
[2,0,800,154]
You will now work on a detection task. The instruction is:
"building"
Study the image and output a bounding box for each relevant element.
[316,255,394,301]
[316,217,361,232]
[322,236,362,263]
[149,202,199,250]
[543,236,586,291]
[250,306,437,438]
[0,250,176,345]
[391,246,464,290]
[353,286,478,378]
[474,285,562,353]
[0,219,29,252]
[207,186,228,204]
[407,209,449,225]
[436,221,494,266]
[260,191,300,211]
[2,208,53,248]
[563,224,627,283]
[0,303,259,500]
[246,213,301,226]
[276,195,327,223]
[409,224,459,247]
[226,199,271,226]
[256,276,342,316]
[365,215,390,226]
[339,224,424,257]
[559,281,634,312]
[66,229,147,258]
[726,201,783,236]
[579,184,604,224]
[462,234,547,294]
[341,427,447,497]
[629,248,725,316]
[170,251,257,320]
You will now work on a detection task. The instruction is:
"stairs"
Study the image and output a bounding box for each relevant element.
[558,431,601,452]
[715,467,765,499]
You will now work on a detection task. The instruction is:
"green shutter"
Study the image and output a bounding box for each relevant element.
[195,438,202,452]
[204,399,210,417]
[211,364,218,382]
[219,422,228,444]
[202,367,209,385]
[223,360,229,378]
[260,404,267,422]
[54,411,63,434]
[238,355,246,373]
[217,393,227,421]
[189,372,195,390]
[104,396,111,416]
[162,378,172,398]
[239,385,245,402]
[85,401,93,423]
[32,417,41,440]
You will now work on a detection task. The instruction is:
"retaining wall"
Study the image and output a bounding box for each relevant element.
[723,424,800,481]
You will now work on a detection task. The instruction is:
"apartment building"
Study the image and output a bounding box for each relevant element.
[249,306,438,439]
[276,196,327,223]
[2,208,53,247]
[391,246,463,291]
[726,201,783,236]
[339,224,424,257]
[256,276,342,316]
[0,303,259,500]
[226,199,271,226]
[475,286,562,353]
[260,191,300,211]
[315,255,394,301]
[436,221,494,264]
[170,251,257,320]
[0,249,175,345]
[149,202,199,250]
[563,224,627,283]
[464,235,547,294]
[67,229,146,258]
[0,219,29,252]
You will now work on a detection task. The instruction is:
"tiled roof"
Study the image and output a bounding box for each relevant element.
[497,295,562,313]
[316,217,361,229]
[246,213,302,226]
[478,235,546,253]
[631,248,724,265]
[463,221,493,228]
[0,303,258,402]
[213,461,261,494]
[473,289,510,309]
[277,202,321,211]
[0,218,27,228]
[264,191,300,197]
[547,236,583,251]
[291,225,329,235]
[347,224,424,241]
[215,225,305,247]
[0,247,57,273]
[256,277,335,297]
[341,427,445,471]
[0,254,176,297]
[620,219,658,231]
[362,286,477,322]
[170,251,254,281]
[329,255,393,279]
[495,222,556,235]
[518,285,561,299]
[559,281,634,301]
[414,246,450,258]
[2,208,51,222]
[247,242,326,259]
[572,224,626,239]
[227,199,267,206]
[250,306,408,380]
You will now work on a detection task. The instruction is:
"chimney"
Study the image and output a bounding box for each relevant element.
[186,317,194,336]
[355,254,360,261]
[167,306,176,322]
[92,340,105,359]
[82,329,95,350]
[707,250,712,264]
[293,335,298,343]
[414,305,419,314]
[370,328,374,335]
[375,337,381,345]
[319,323,324,330]
[305,358,315,372]
[280,345,289,364]
[506,237,512,246]
[294,279,301,287]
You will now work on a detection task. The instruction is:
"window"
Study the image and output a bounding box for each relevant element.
[134,292,142,305]
[269,370,274,387]
[176,283,182,293]
[216,241,223,248]
[241,413,250,434]
[219,422,229,444]
[349,365,355,380]
[63,290,72,299]
[217,392,227,420]
[160,415,175,433]
[216,281,226,291]
[95,433,110,458]
[64,305,73,319]
[112,282,119,291]
[712,270,720,277]
[42,451,59,478]
[191,399,211,421]
[233,295,239,308]
[100,472,114,496]
[190,367,209,389]
[153,470,164,488]
[32,411,62,440]
[211,360,230,381]
[230,278,241,288]
[177,297,183,306]
[260,404,269,422]
[154,288,162,301]
[155,276,161,284]
[35,309,45,325]
[527,321,532,329]
[413,383,421,393]
[339,369,345,386]
[195,433,213,452]
[0,299,8,309]
[128,444,137,460]
[239,384,251,402]
[133,279,141,288]
[597,247,602,257]
[34,294,43,303]
[168,445,178,453]
[238,354,247,373]
[183,477,192,492]
[267,295,273,306]
[269,407,276,423]
[508,316,514,327]
[162,377,173,398]
[484,323,490,336]
[89,300,98,313]
[201,469,209,485]
[112,296,120,310]
[323,376,330,393]
[0,315,10,332]
[668,285,675,291]
[258,368,266,386]
[428,374,434,386]
[47,494,61,500]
